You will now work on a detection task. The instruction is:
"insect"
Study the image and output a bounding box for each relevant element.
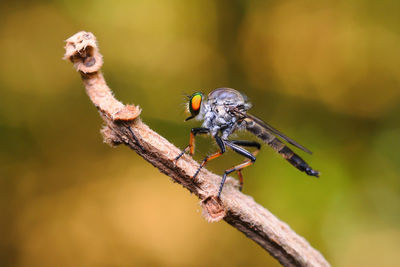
[175,88,319,198]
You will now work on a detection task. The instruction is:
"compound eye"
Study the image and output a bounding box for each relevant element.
[185,92,203,121]
[190,92,202,115]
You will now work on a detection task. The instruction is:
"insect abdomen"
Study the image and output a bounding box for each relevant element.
[245,120,319,177]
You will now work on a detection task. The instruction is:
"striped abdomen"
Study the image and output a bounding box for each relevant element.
[244,119,319,177]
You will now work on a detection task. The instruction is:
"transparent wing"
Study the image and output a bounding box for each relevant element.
[231,108,313,154]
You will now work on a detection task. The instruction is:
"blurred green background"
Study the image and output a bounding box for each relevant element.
[1,0,399,266]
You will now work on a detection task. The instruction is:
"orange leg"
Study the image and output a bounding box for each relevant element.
[189,130,195,155]
[192,135,226,179]
[219,160,255,197]
[226,140,260,193]
[226,160,254,174]
[175,128,209,162]
[218,140,261,197]
[234,148,259,191]
[237,170,244,191]
[192,151,223,179]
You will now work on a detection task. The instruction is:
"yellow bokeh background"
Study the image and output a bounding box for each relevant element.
[1,1,399,266]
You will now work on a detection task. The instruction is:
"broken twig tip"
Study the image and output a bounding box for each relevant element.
[63,31,103,73]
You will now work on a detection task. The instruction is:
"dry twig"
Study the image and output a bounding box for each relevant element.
[63,31,330,267]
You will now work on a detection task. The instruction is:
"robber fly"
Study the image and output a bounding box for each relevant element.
[175,88,319,198]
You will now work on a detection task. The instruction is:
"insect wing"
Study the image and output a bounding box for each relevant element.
[231,108,313,154]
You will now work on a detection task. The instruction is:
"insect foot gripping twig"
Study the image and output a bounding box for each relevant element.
[63,31,330,267]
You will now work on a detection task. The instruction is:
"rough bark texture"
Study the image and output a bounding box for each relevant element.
[63,31,330,267]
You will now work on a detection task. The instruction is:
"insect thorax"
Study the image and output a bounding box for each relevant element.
[200,90,251,139]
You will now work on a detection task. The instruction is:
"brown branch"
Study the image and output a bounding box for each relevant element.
[63,31,330,267]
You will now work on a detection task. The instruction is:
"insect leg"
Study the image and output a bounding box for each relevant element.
[219,160,255,198]
[175,127,209,161]
[229,140,261,191]
[230,140,261,156]
[237,170,244,191]
[218,142,256,197]
[192,135,226,179]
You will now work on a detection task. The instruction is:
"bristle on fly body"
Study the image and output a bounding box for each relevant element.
[180,92,191,114]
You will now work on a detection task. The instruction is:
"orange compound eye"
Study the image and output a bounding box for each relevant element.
[185,92,203,121]
[191,94,202,111]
